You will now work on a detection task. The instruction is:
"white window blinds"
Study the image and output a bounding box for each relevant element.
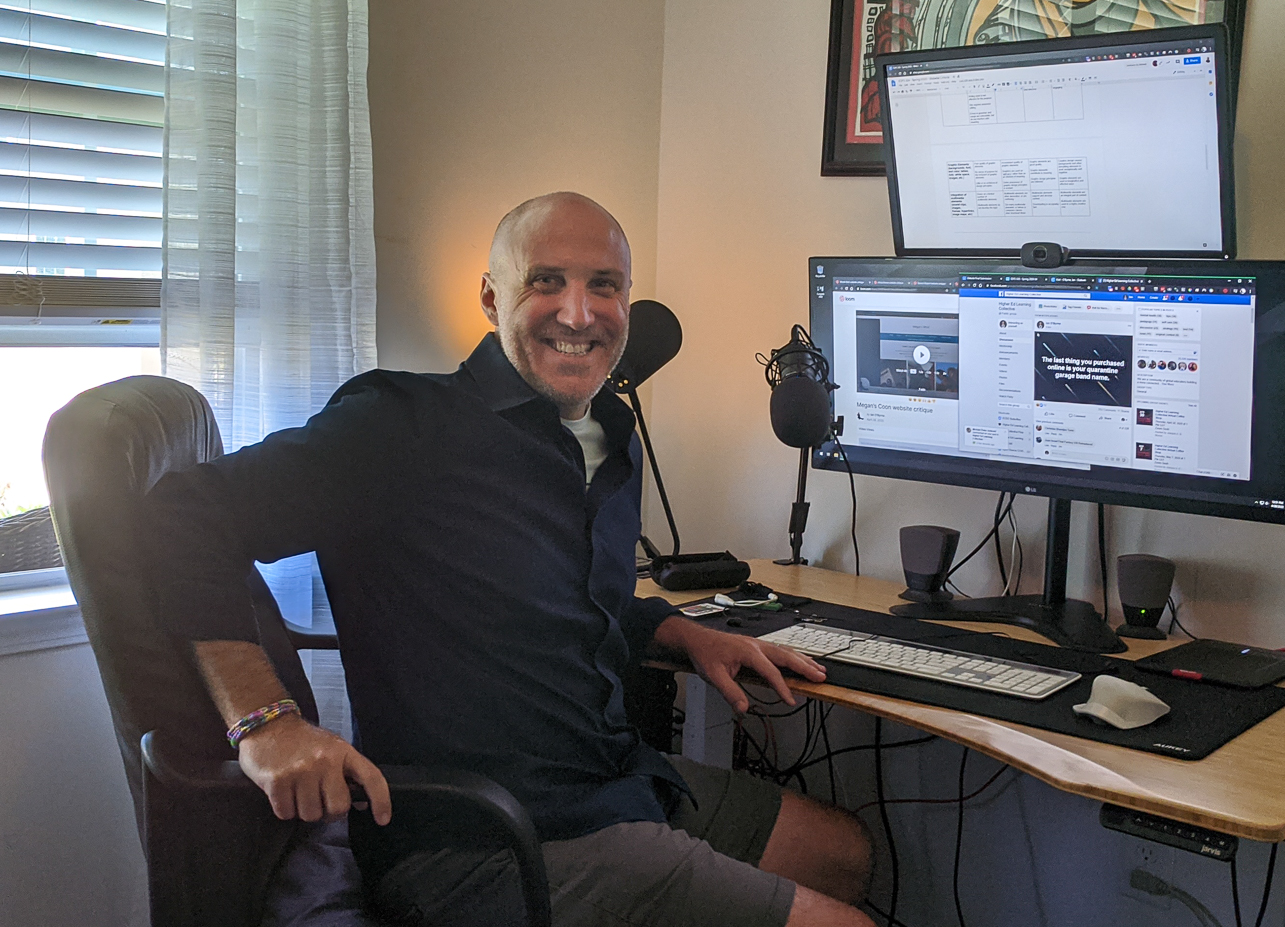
[0,0,162,334]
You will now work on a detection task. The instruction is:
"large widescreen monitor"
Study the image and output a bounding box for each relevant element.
[808,257,1285,651]
[875,25,1235,259]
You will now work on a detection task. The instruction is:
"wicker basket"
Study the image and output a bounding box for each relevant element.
[0,506,64,574]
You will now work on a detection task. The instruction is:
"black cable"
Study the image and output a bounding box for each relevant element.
[1008,502,1023,594]
[820,704,838,805]
[1253,842,1277,927]
[953,747,969,927]
[863,901,917,927]
[948,494,1015,580]
[874,718,899,927]
[992,492,1009,591]
[1231,854,1243,927]
[833,439,861,575]
[1097,503,1110,623]
[1167,596,1198,639]
[795,735,938,771]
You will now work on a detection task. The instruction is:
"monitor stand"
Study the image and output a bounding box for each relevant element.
[890,497,1126,654]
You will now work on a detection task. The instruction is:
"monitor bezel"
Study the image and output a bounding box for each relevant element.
[808,256,1285,526]
[874,24,1237,261]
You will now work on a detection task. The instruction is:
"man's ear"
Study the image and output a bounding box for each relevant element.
[479,273,500,327]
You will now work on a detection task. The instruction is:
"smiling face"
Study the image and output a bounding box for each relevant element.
[481,194,631,420]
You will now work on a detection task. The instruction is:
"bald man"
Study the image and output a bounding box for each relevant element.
[148,192,875,927]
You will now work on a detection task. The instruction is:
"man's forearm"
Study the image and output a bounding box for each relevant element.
[193,640,292,729]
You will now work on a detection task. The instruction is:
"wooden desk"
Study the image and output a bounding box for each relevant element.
[640,560,1285,843]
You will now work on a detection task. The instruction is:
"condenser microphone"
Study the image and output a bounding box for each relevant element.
[611,299,682,393]
[759,325,837,566]
[762,325,835,448]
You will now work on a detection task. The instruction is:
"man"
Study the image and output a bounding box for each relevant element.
[148,192,875,927]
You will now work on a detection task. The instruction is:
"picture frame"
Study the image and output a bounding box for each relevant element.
[821,0,1248,177]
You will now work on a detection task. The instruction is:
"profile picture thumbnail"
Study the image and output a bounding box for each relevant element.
[1149,360,1157,369]
[1136,409,1154,426]
[1136,443,1154,460]
[1167,361,1178,371]
[1189,362,1198,372]
[1137,359,1146,369]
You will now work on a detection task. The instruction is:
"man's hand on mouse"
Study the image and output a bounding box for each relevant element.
[653,615,827,713]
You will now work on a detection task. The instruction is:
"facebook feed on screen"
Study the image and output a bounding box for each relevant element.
[827,274,1253,481]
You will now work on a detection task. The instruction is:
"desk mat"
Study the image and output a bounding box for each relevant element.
[704,599,1285,761]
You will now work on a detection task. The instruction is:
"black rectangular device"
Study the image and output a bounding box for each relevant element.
[874,25,1236,259]
[1135,639,1285,689]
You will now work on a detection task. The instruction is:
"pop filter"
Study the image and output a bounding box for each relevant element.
[611,299,682,393]
[770,376,832,449]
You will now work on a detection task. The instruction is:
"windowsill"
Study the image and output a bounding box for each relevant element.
[0,569,87,657]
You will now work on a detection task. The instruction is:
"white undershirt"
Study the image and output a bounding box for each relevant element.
[561,411,608,488]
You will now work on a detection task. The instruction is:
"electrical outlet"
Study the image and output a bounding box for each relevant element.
[1133,840,1176,884]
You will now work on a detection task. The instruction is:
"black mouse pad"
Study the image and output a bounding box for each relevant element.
[691,598,1285,761]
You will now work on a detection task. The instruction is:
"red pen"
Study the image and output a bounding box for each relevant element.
[1171,669,1203,681]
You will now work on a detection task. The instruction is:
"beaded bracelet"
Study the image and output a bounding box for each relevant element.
[227,698,300,748]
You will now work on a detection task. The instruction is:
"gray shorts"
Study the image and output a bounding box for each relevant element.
[371,756,794,927]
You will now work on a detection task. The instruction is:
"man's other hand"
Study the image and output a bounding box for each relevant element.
[653,616,827,714]
[237,713,392,825]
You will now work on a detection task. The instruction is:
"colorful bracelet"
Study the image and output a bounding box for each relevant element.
[226,698,300,748]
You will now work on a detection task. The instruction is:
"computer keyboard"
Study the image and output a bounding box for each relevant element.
[757,623,1080,700]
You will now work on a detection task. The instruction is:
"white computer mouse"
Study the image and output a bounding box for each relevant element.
[1072,675,1171,730]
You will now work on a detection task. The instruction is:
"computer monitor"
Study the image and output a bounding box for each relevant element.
[808,257,1285,652]
[875,25,1236,259]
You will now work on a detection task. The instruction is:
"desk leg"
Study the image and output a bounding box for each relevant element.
[681,676,735,769]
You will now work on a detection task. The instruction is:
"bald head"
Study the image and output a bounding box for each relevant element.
[479,192,633,419]
[488,192,630,283]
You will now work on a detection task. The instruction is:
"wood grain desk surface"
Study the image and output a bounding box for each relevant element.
[639,560,1285,843]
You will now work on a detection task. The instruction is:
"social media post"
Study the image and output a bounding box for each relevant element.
[1033,331,1133,408]
[1033,401,1134,466]
[852,314,959,398]
[1132,401,1200,475]
[1135,302,1202,342]
[843,394,960,451]
[1030,331,1134,465]
[1134,340,1200,402]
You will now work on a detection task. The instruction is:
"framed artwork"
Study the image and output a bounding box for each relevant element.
[821,0,1248,176]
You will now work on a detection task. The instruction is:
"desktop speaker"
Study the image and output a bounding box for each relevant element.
[899,525,960,603]
[1117,554,1176,641]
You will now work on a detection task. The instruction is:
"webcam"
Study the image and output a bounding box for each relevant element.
[1020,242,1071,269]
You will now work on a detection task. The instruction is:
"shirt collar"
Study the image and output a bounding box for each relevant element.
[460,332,543,413]
[460,332,637,449]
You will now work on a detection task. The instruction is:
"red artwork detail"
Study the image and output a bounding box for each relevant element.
[847,1,921,143]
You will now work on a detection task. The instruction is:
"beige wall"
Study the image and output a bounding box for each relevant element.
[368,0,667,374]
[649,0,1285,646]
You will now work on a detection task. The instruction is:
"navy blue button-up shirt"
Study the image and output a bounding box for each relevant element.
[148,334,683,858]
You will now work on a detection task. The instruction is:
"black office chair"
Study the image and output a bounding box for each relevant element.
[42,375,551,927]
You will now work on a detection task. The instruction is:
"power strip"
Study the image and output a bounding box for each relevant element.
[1100,804,1238,861]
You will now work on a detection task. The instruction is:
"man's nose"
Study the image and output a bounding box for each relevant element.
[555,285,595,330]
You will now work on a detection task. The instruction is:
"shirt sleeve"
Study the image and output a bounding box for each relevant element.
[619,594,680,663]
[143,373,415,643]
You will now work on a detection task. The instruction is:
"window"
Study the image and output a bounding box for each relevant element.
[0,0,164,581]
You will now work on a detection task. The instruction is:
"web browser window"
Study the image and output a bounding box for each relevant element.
[826,271,1255,482]
[884,37,1225,254]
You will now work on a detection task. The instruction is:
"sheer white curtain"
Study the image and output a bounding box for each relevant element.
[162,0,377,630]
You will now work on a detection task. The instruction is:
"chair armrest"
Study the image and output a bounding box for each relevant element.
[140,732,551,927]
[282,619,339,650]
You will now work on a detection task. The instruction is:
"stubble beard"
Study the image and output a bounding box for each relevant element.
[498,320,629,415]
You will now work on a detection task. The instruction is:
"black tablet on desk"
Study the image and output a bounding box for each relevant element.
[1135,639,1285,689]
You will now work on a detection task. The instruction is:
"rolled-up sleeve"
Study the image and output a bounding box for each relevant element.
[619,594,680,663]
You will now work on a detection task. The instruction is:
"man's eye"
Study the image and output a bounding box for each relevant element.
[532,275,562,289]
[591,279,621,292]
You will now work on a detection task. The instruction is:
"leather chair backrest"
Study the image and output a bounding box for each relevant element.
[42,375,318,838]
